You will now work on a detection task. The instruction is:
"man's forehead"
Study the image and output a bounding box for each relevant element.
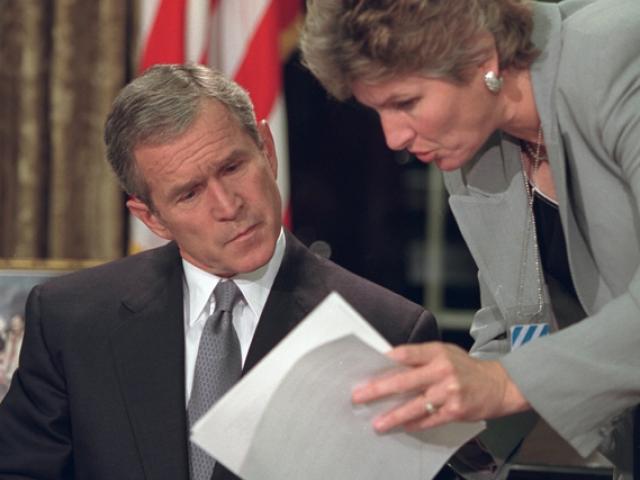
[132,105,261,199]
[135,102,243,155]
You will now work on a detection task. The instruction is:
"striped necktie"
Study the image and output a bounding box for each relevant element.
[187,280,242,480]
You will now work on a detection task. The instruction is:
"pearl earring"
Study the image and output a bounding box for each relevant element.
[484,71,503,94]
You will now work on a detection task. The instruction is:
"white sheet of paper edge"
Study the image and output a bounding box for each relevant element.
[191,292,484,477]
[191,293,389,467]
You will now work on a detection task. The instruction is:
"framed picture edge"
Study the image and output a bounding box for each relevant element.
[0,258,108,272]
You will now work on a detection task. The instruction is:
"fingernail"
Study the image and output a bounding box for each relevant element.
[373,416,389,432]
[386,349,402,361]
[352,389,365,403]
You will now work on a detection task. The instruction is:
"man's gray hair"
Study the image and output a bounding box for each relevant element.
[104,64,261,204]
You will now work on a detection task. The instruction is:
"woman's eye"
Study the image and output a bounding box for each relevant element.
[395,98,417,110]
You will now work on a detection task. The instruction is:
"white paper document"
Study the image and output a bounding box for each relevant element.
[191,292,484,479]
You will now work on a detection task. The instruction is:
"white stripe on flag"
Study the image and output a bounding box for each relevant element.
[215,0,271,76]
[186,0,210,63]
[269,93,289,205]
[139,0,162,58]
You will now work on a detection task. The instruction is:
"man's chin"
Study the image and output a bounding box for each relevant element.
[228,240,277,275]
[179,248,269,277]
[228,257,271,278]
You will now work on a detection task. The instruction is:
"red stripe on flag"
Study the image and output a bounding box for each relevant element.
[139,0,188,73]
[278,0,300,30]
[282,204,292,229]
[233,2,281,120]
[209,0,221,13]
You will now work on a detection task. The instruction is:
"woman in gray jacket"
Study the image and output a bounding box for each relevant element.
[301,0,640,477]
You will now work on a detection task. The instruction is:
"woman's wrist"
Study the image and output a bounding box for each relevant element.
[493,360,531,415]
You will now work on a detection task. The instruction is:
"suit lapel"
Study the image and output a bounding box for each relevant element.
[213,233,326,480]
[243,232,326,374]
[109,244,190,480]
[242,282,306,374]
[447,137,546,321]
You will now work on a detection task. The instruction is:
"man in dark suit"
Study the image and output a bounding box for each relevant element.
[0,64,437,480]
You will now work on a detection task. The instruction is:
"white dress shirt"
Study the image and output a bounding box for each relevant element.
[182,229,286,403]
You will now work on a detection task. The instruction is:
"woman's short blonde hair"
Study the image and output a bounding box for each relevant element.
[300,0,538,100]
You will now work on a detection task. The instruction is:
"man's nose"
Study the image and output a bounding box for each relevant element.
[208,182,241,220]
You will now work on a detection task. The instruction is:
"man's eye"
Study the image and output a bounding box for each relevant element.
[224,161,241,174]
[179,190,197,202]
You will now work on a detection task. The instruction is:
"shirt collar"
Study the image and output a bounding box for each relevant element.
[182,228,286,327]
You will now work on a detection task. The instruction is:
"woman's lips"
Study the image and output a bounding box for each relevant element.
[411,151,437,163]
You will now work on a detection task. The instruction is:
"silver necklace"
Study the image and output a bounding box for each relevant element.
[523,141,548,162]
[517,125,545,317]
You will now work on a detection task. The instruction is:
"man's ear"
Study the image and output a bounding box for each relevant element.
[257,120,278,179]
[126,196,174,241]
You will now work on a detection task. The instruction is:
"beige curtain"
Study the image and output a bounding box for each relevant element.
[0,0,134,260]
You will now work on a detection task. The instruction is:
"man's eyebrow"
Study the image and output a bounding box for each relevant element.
[167,178,201,200]
[218,148,248,166]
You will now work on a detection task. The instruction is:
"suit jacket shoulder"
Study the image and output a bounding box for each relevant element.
[39,242,183,311]
[0,242,191,480]
[278,232,438,346]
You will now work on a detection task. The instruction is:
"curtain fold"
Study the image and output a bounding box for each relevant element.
[0,0,132,260]
[0,0,50,258]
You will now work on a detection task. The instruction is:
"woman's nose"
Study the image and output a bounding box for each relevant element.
[380,112,414,151]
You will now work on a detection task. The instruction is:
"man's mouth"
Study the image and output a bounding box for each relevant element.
[227,224,258,244]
